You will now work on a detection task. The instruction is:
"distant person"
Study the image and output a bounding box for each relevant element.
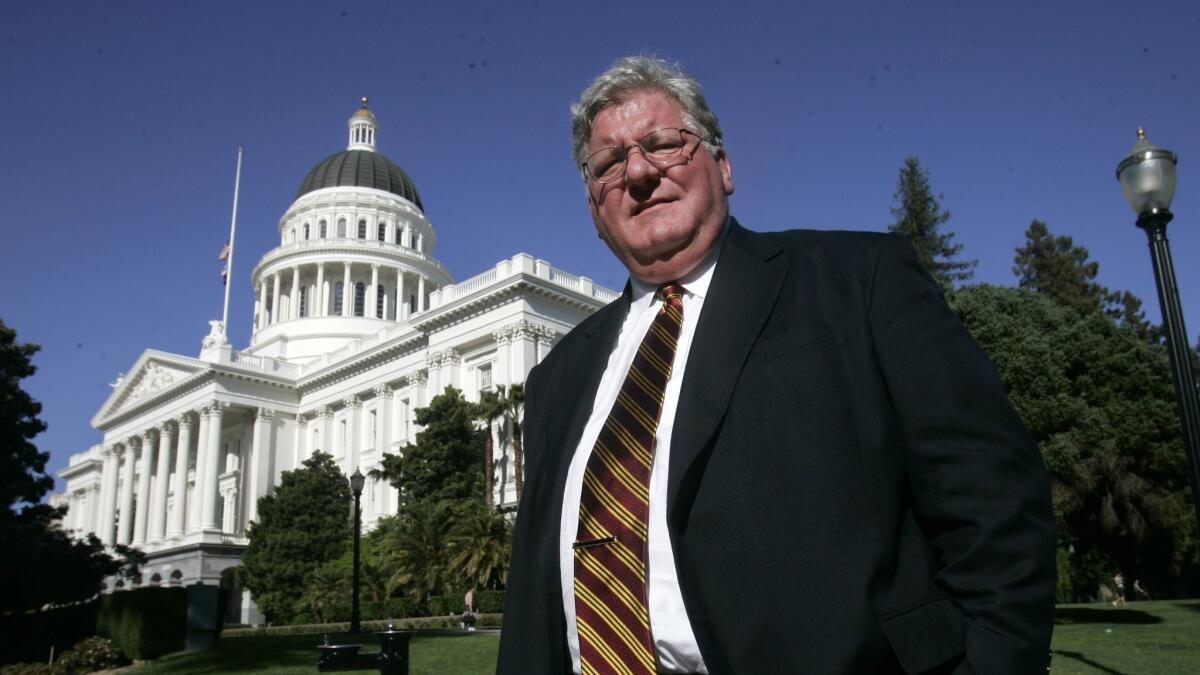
[498,55,1057,674]
[1113,572,1127,606]
[1133,579,1150,601]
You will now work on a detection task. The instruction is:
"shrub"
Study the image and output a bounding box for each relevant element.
[53,636,128,674]
[0,600,97,666]
[474,590,504,614]
[96,588,187,659]
[426,596,457,616]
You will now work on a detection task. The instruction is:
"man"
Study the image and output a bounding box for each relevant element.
[499,56,1055,674]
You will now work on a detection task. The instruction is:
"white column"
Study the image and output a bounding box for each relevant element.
[200,403,225,531]
[258,282,268,330]
[418,275,426,312]
[149,422,173,543]
[369,264,380,318]
[417,232,424,253]
[320,407,334,457]
[493,329,512,388]
[295,416,308,468]
[190,408,209,532]
[116,441,137,545]
[344,396,361,474]
[397,270,406,320]
[342,263,352,317]
[169,415,193,537]
[247,407,274,524]
[89,483,103,537]
[270,272,281,325]
[133,430,156,546]
[98,446,119,545]
[374,385,392,457]
[510,321,538,382]
[316,263,326,317]
[290,266,302,320]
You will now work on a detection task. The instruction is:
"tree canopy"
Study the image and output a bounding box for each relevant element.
[240,450,351,623]
[888,156,976,288]
[1,319,142,612]
[949,286,1198,599]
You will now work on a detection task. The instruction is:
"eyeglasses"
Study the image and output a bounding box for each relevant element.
[583,127,703,184]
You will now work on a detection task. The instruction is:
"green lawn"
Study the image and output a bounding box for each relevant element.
[129,601,1199,674]
[1051,600,1200,674]
[134,630,499,675]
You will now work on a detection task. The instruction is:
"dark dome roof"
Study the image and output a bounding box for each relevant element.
[296,150,423,210]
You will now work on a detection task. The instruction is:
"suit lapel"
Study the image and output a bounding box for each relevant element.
[667,221,787,519]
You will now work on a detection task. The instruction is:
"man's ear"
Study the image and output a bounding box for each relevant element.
[717,148,735,196]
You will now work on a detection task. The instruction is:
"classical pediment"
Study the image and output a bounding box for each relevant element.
[93,350,208,426]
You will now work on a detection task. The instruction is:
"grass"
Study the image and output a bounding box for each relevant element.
[1051,600,1200,674]
[133,630,499,675]
[127,600,1200,674]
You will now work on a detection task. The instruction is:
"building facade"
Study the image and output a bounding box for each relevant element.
[55,100,615,623]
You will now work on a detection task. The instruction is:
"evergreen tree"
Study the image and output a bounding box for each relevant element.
[1013,220,1162,341]
[386,386,483,508]
[949,286,1199,600]
[1013,219,1106,316]
[1,319,142,612]
[241,450,351,623]
[888,156,976,287]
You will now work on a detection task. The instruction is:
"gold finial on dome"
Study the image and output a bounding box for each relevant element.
[361,96,369,109]
[1137,127,1146,140]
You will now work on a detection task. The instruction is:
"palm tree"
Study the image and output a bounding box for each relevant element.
[475,390,505,508]
[384,500,453,602]
[497,384,526,501]
[448,502,513,590]
[298,563,348,624]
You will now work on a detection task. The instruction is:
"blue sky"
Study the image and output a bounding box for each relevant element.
[3,1,1198,492]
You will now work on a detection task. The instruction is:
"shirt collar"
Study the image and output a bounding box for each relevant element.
[628,217,729,311]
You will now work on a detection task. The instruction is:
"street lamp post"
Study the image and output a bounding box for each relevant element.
[349,468,366,633]
[1116,128,1200,531]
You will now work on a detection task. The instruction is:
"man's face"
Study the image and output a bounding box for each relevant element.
[586,90,734,284]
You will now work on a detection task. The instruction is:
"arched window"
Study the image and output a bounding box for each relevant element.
[354,282,366,317]
[377,222,386,241]
[289,228,296,243]
[376,284,385,318]
[303,223,310,240]
[337,219,347,238]
[357,219,367,239]
[409,294,417,313]
[395,225,404,245]
[334,282,344,315]
[319,220,327,238]
[299,286,308,318]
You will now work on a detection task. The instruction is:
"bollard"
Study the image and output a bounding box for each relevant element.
[377,625,415,675]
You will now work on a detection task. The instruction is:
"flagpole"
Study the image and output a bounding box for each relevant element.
[221,146,243,337]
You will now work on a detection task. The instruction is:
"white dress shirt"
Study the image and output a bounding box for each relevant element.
[558,232,726,674]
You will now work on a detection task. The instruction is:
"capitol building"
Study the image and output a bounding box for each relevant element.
[53,100,615,623]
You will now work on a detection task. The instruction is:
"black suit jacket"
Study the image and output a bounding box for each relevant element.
[498,221,1056,674]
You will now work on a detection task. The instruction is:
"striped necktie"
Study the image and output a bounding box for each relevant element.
[574,282,685,675]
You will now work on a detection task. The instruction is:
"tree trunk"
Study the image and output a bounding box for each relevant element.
[483,425,494,508]
[513,423,524,501]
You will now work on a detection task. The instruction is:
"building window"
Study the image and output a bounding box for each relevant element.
[409,294,417,313]
[334,282,344,315]
[376,284,385,318]
[368,410,377,447]
[358,219,367,239]
[303,223,310,240]
[479,363,493,391]
[299,286,308,318]
[395,226,403,245]
[337,219,346,238]
[354,282,365,317]
[319,220,327,238]
[377,222,386,241]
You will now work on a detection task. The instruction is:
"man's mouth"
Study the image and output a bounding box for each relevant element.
[633,198,674,216]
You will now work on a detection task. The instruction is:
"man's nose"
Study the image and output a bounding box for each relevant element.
[623,147,662,190]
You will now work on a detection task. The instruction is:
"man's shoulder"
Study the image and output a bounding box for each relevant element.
[736,224,907,275]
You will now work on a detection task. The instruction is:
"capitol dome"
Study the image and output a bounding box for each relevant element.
[295,149,423,210]
[294,96,423,210]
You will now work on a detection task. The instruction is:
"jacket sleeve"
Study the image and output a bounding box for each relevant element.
[868,234,1056,675]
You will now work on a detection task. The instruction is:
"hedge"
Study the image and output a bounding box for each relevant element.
[474,590,504,614]
[223,614,502,638]
[96,587,188,659]
[0,600,97,666]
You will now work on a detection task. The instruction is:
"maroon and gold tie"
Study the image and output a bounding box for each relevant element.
[574,282,685,675]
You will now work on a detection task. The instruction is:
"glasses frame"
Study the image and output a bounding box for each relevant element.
[583,127,704,185]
